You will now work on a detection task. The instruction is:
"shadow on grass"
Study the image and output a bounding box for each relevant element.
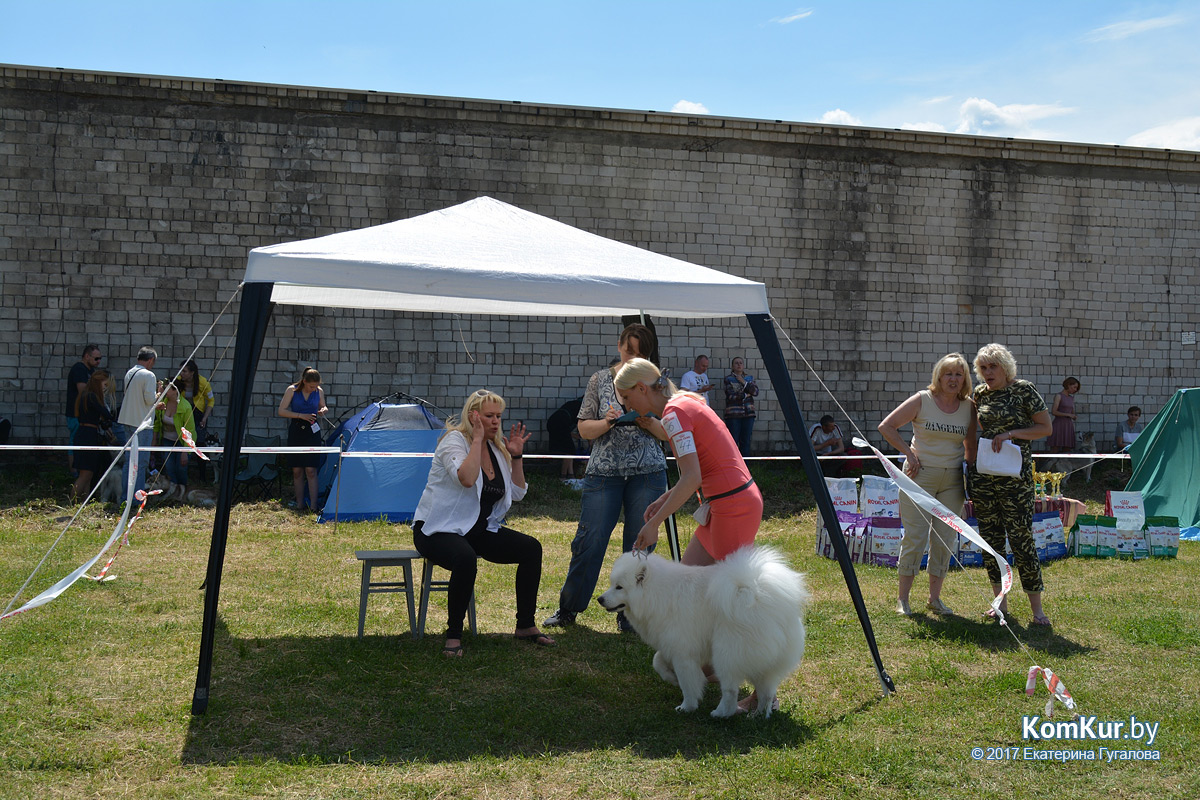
[906,613,1095,659]
[182,616,823,765]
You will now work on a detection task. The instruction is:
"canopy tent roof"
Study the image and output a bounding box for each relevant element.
[244,196,770,318]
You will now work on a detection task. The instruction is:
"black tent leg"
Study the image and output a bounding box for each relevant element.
[747,313,895,696]
[191,283,275,714]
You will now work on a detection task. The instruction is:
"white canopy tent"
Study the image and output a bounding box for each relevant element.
[246,196,771,317]
[192,197,893,713]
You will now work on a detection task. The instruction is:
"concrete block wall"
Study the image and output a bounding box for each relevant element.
[1,66,1197,458]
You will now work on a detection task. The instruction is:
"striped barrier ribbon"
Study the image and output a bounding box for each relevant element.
[86,488,160,582]
[179,428,210,461]
[1026,665,1076,717]
[854,438,1014,617]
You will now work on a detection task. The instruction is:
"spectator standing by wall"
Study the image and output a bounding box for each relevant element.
[118,346,158,500]
[680,354,713,406]
[722,357,758,456]
[278,366,327,513]
[178,359,215,443]
[72,369,115,501]
[65,344,102,473]
[1047,377,1080,455]
[178,359,216,481]
[154,378,196,502]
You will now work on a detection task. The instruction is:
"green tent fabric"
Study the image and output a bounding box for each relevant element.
[1127,388,1200,528]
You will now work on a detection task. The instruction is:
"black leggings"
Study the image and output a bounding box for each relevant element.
[412,520,543,638]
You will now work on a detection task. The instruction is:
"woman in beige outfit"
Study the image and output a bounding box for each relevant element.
[878,353,976,616]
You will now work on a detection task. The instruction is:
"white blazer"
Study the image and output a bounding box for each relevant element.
[414,430,526,536]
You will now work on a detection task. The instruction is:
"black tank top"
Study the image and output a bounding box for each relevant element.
[476,445,506,526]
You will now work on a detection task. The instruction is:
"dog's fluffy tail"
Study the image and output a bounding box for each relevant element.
[707,546,809,629]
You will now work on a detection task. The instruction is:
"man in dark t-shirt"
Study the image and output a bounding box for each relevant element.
[66,344,102,471]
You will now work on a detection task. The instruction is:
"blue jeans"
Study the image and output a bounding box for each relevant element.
[725,416,755,456]
[162,439,188,488]
[66,416,80,469]
[122,425,154,500]
[557,470,667,613]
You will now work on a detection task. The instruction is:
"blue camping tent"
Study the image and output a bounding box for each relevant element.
[318,403,443,523]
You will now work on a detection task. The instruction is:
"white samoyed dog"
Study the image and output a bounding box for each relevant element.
[597,546,809,718]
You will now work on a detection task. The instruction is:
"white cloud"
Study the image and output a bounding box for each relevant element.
[922,95,953,106]
[1126,117,1200,151]
[773,8,814,24]
[953,97,1074,137]
[819,108,863,126]
[900,121,948,133]
[671,99,710,115]
[1084,14,1185,42]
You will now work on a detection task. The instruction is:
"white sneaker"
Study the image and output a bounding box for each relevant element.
[543,609,577,627]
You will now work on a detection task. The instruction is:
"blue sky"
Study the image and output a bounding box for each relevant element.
[4,1,1199,150]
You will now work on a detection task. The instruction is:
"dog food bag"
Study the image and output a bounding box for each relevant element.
[823,477,860,517]
[1113,523,1144,560]
[1128,525,1150,560]
[1069,515,1097,558]
[1094,516,1118,559]
[957,519,984,567]
[1105,491,1146,528]
[815,516,830,557]
[1034,511,1069,561]
[868,517,903,569]
[1031,512,1050,561]
[816,510,867,561]
[853,516,875,565]
[860,475,900,518]
[1045,517,1069,561]
[1144,516,1180,558]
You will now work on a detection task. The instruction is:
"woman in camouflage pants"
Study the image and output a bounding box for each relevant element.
[969,343,1054,626]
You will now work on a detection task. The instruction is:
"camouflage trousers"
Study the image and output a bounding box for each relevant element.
[969,471,1044,593]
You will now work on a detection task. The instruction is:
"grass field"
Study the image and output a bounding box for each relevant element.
[1,460,1196,799]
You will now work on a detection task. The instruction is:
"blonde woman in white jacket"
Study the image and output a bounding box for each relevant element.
[411,389,554,657]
